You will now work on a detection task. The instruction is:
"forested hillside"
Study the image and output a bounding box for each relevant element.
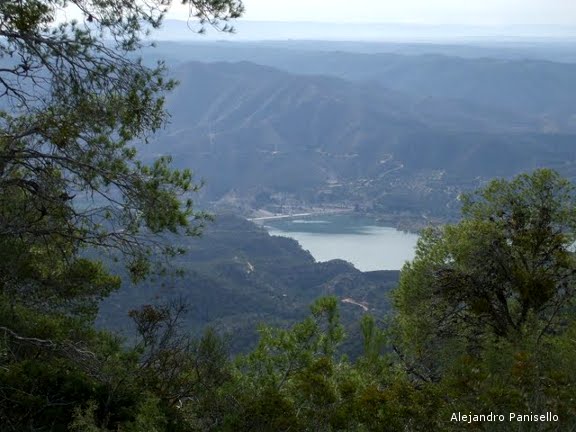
[144,40,576,127]
[97,214,399,355]
[141,60,576,225]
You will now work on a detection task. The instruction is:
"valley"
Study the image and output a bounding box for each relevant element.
[135,50,576,231]
[103,39,576,354]
[96,214,400,356]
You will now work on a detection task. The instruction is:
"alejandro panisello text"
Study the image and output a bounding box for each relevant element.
[451,412,559,424]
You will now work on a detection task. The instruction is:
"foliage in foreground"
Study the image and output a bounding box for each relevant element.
[1,170,576,431]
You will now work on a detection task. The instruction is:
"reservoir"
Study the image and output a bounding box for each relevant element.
[263,214,419,271]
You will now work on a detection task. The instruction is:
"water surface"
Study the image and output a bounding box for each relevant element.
[264,214,419,271]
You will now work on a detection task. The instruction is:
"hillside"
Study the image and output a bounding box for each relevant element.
[144,41,576,129]
[140,60,576,224]
[97,214,399,355]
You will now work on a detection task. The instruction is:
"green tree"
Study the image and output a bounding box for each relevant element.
[221,297,350,431]
[392,169,576,429]
[0,0,244,305]
[218,298,441,432]
[0,0,246,318]
[0,1,244,430]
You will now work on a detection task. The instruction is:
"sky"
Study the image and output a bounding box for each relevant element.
[167,0,576,27]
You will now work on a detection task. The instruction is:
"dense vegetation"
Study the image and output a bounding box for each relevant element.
[0,1,575,431]
[3,169,575,431]
[96,213,399,356]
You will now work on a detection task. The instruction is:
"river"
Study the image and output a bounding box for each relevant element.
[263,214,419,271]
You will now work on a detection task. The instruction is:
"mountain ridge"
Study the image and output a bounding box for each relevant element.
[140,60,576,223]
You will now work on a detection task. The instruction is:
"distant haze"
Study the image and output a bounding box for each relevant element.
[59,1,576,42]
[153,20,576,43]
[168,1,576,27]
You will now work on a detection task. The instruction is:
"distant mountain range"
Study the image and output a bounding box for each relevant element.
[151,20,576,43]
[140,57,576,221]
[143,39,576,65]
[144,43,576,125]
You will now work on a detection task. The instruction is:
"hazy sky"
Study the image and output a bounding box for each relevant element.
[167,0,576,26]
